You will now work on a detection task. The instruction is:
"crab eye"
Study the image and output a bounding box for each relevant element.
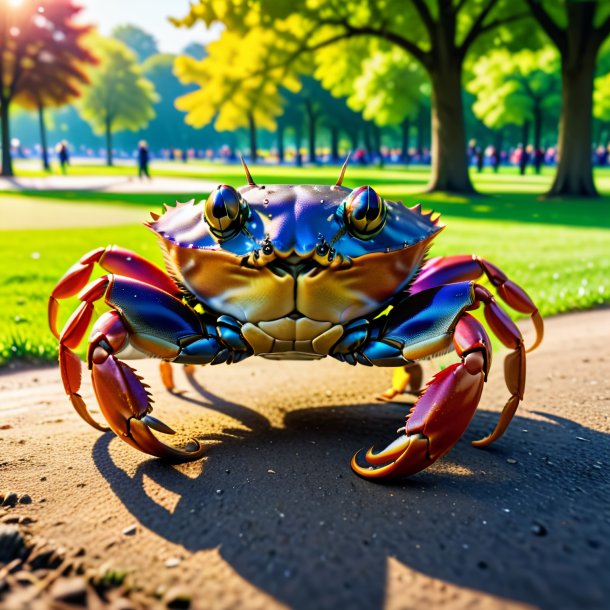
[343,186,387,240]
[204,185,249,240]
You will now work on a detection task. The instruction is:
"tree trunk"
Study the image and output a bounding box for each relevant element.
[533,105,542,153]
[416,106,425,157]
[401,118,411,163]
[305,101,316,163]
[0,97,13,177]
[363,123,373,156]
[521,121,530,149]
[330,126,339,162]
[349,130,359,151]
[373,124,384,167]
[105,118,113,166]
[248,113,258,161]
[277,124,285,163]
[294,124,303,167]
[428,63,475,193]
[548,49,598,196]
[38,104,50,172]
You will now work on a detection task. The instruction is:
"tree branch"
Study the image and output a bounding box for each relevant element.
[453,0,470,16]
[524,0,565,53]
[412,0,436,37]
[458,0,498,57]
[478,11,529,37]
[317,18,431,66]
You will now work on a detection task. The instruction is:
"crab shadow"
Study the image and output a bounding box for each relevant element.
[93,383,610,610]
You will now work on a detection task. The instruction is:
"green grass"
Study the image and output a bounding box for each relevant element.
[1,164,609,367]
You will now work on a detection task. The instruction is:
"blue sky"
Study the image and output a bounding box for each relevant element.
[80,0,222,53]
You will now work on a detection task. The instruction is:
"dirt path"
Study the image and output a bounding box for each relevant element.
[0,175,218,194]
[1,309,609,609]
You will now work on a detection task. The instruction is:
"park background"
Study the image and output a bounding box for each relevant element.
[0,2,610,609]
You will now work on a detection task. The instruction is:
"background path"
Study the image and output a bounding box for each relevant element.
[1,309,609,609]
[0,175,217,194]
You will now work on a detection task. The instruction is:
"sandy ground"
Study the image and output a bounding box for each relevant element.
[0,175,220,230]
[0,196,152,229]
[0,175,218,195]
[1,309,609,609]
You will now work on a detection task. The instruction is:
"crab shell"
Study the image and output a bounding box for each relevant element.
[147,184,442,340]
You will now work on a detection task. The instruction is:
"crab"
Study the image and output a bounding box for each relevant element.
[48,159,543,480]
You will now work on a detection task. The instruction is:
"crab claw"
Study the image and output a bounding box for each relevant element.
[91,349,204,462]
[352,344,486,479]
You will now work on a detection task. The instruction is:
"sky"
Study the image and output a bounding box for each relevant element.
[79,0,222,54]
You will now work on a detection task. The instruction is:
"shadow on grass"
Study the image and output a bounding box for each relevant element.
[93,389,609,610]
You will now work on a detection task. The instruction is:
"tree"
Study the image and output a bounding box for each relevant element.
[329,45,430,162]
[78,36,157,166]
[112,24,158,62]
[172,0,527,194]
[0,0,94,176]
[467,47,561,155]
[524,0,610,196]
[174,29,299,161]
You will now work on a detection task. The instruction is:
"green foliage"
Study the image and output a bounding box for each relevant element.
[347,47,429,127]
[467,47,560,130]
[78,36,158,136]
[112,24,159,62]
[174,29,299,132]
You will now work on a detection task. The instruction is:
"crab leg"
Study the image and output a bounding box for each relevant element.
[89,313,204,460]
[56,275,217,459]
[351,281,527,479]
[49,245,180,339]
[378,362,424,401]
[352,313,490,479]
[411,254,543,352]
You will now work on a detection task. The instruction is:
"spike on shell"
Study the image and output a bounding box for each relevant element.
[149,212,160,221]
[335,152,351,187]
[239,154,257,186]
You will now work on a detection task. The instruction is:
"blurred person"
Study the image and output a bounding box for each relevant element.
[468,139,477,165]
[137,140,151,180]
[533,147,545,175]
[488,145,501,173]
[475,147,484,173]
[56,141,70,175]
[595,145,608,166]
[517,144,529,175]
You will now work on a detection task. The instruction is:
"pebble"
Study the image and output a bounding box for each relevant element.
[165,557,182,568]
[18,494,32,505]
[49,577,87,606]
[122,524,137,536]
[506,458,518,464]
[164,586,192,609]
[0,525,25,563]
[531,523,548,536]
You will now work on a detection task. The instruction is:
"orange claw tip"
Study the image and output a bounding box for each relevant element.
[69,393,109,432]
[365,434,411,465]
[351,434,430,480]
[129,418,206,462]
[526,310,544,353]
[471,394,520,448]
[48,297,60,339]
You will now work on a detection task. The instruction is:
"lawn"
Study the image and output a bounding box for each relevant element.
[1,164,609,367]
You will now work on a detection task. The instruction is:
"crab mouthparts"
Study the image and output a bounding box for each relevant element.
[266,256,323,279]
